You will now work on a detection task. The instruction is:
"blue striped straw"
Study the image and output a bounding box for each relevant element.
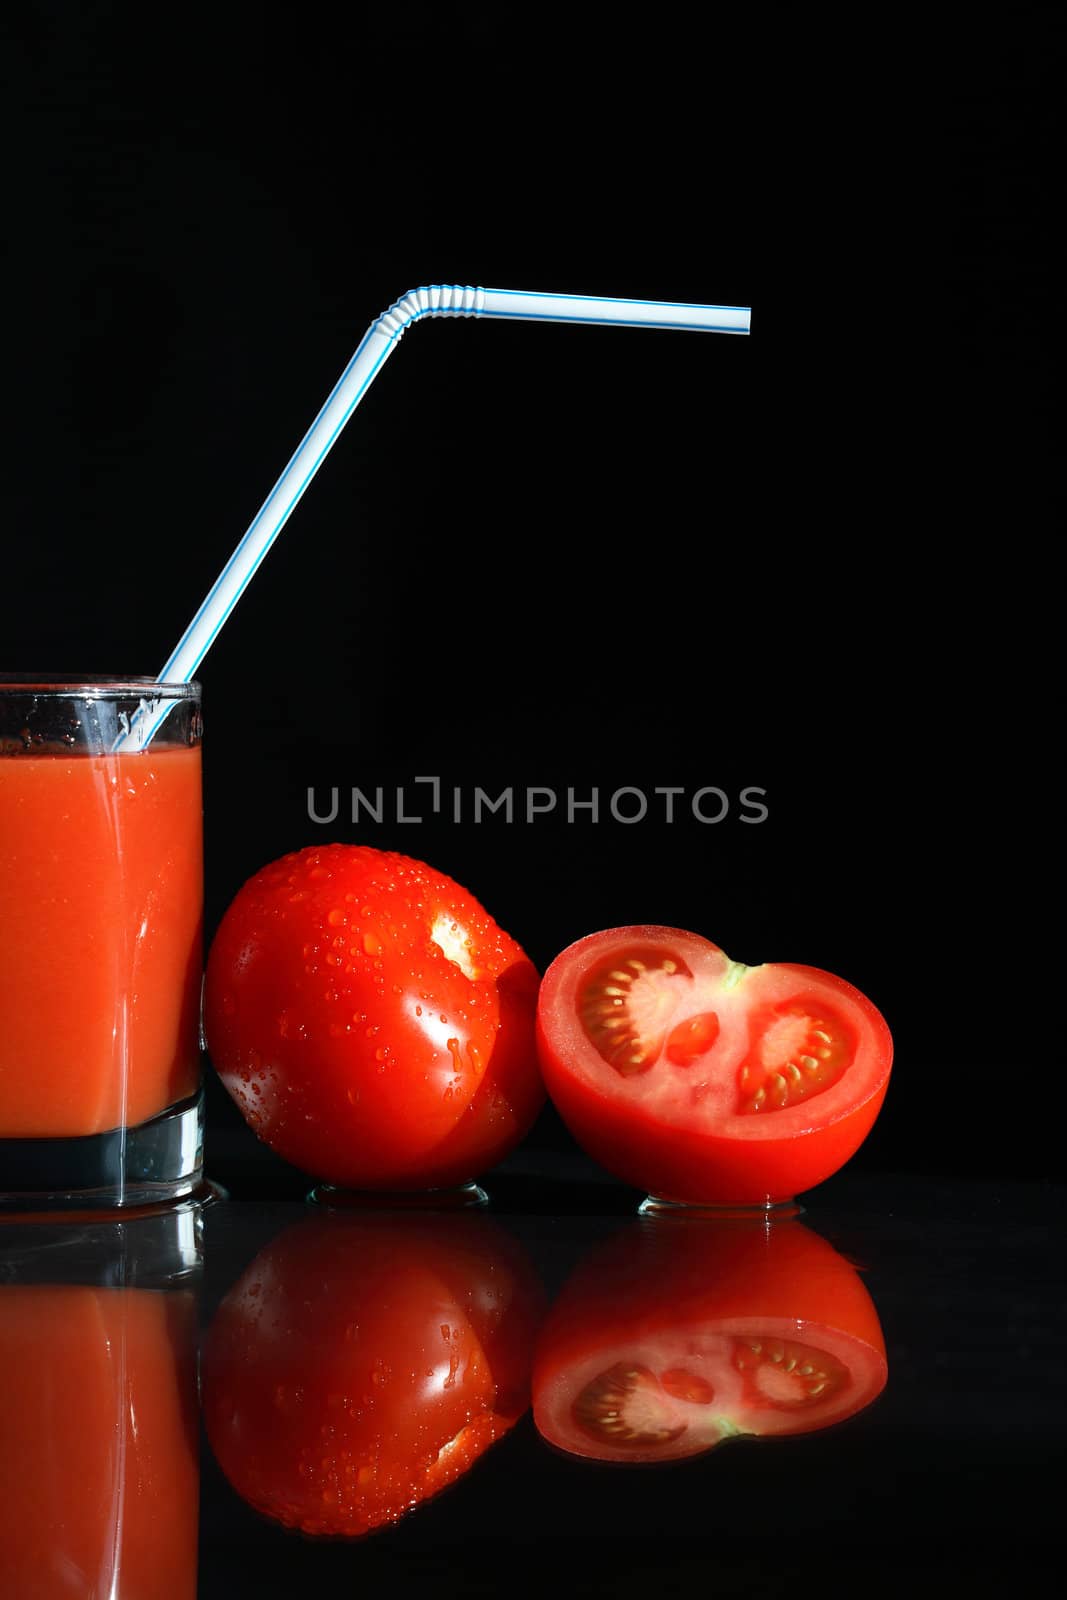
[120,286,749,748]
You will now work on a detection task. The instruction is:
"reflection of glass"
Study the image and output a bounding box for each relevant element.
[203,1212,545,1537]
[0,678,204,1209]
[0,1203,202,1598]
[533,1219,887,1463]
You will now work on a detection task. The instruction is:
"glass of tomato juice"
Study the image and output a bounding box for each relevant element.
[0,677,204,1208]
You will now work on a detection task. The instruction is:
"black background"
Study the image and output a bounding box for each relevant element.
[2,5,1058,1187]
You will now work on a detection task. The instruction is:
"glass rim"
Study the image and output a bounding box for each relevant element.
[0,675,200,698]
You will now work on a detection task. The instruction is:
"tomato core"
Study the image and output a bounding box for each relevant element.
[659,1367,716,1405]
[666,1011,721,1066]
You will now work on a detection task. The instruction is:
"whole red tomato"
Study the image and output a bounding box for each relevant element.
[205,845,544,1189]
[202,1212,545,1537]
[533,1219,887,1463]
[536,925,892,1206]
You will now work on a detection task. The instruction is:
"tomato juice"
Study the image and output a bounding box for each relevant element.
[0,743,203,1139]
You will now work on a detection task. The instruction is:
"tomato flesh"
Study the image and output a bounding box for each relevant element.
[537,926,892,1205]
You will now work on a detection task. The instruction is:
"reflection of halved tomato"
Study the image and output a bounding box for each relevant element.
[202,1212,544,1537]
[533,1219,887,1464]
[537,926,893,1204]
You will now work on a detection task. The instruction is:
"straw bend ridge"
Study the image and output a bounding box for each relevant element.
[118,284,749,749]
[375,283,486,337]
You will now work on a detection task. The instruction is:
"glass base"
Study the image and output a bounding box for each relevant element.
[0,1192,207,1282]
[0,1089,204,1212]
[307,1180,489,1211]
[637,1194,803,1221]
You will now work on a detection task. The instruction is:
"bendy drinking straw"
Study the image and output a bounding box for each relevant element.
[121,285,749,748]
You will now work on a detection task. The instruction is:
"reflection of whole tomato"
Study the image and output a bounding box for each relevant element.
[533,1220,887,1464]
[202,1212,545,1537]
[204,845,544,1190]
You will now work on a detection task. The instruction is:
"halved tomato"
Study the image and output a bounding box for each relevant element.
[533,1218,888,1464]
[537,926,892,1205]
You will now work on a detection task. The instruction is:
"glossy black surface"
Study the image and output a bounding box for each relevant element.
[190,1169,1063,1596]
[7,1165,1059,1598]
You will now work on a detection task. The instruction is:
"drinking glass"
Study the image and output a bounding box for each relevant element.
[0,677,204,1208]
